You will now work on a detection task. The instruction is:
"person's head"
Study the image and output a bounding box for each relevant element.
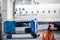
[49,22,52,24]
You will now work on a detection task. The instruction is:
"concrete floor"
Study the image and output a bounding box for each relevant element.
[3,23,60,40]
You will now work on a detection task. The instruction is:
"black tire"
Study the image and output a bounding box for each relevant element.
[31,33,37,38]
[6,34,12,39]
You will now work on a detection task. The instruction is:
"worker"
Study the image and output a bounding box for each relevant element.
[48,22,54,36]
[48,22,54,31]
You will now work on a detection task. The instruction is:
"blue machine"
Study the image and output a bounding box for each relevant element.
[4,21,15,34]
[30,20,35,33]
[3,19,38,39]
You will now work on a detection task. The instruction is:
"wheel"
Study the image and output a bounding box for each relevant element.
[6,34,12,39]
[31,33,37,38]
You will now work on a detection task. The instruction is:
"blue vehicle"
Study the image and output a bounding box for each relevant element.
[3,19,40,39]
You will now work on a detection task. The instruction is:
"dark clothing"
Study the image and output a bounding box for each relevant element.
[48,24,53,37]
[48,24,53,33]
[0,22,2,40]
[0,30,2,40]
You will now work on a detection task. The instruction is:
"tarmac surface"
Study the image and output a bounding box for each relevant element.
[3,23,60,40]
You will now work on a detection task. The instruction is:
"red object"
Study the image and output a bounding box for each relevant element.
[42,32,45,40]
[51,31,55,40]
[45,30,50,40]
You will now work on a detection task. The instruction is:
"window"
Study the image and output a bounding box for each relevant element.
[54,10,56,13]
[15,22,30,27]
[37,11,39,13]
[22,8,25,11]
[48,10,50,13]
[42,10,45,13]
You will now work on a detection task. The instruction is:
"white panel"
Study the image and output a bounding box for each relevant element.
[1,0,7,20]
[15,4,60,22]
[7,0,13,20]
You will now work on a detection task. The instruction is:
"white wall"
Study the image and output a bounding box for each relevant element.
[1,0,7,20]
[0,0,1,14]
[0,0,1,18]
